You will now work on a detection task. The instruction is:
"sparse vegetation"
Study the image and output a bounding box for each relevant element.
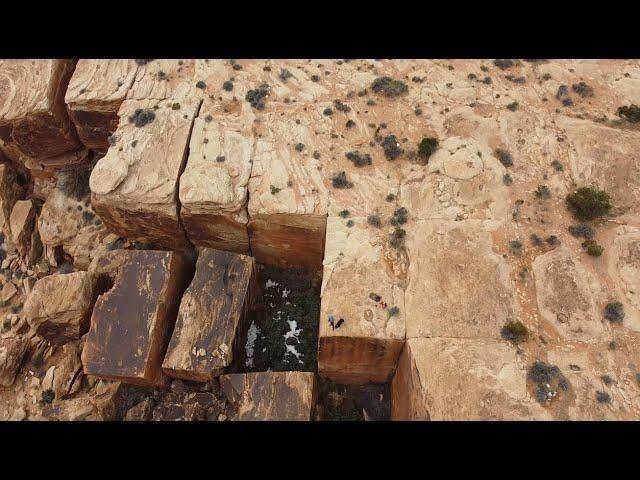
[367,214,382,228]
[527,361,570,405]
[506,101,519,111]
[382,135,404,160]
[245,84,270,110]
[502,173,513,186]
[500,321,528,343]
[568,224,595,239]
[595,391,611,404]
[494,59,515,70]
[551,159,564,171]
[566,187,612,220]
[345,151,372,167]
[388,306,400,317]
[509,240,523,255]
[617,104,640,123]
[270,185,281,195]
[417,137,439,163]
[604,301,625,323]
[582,239,604,257]
[331,172,353,189]
[389,227,406,249]
[128,109,155,128]
[535,185,551,200]
[572,82,594,98]
[338,210,350,218]
[530,234,544,246]
[495,148,513,167]
[371,77,408,98]
[41,389,55,404]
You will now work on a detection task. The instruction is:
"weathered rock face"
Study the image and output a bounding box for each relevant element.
[318,216,406,384]
[24,271,99,345]
[0,335,29,387]
[532,245,604,341]
[0,60,79,161]
[608,226,640,330]
[404,220,516,339]
[179,97,253,254]
[162,248,258,382]
[89,97,200,250]
[38,165,110,269]
[65,59,139,151]
[220,371,316,421]
[391,338,550,420]
[247,110,328,269]
[0,163,24,236]
[9,199,35,257]
[558,116,640,223]
[81,250,194,388]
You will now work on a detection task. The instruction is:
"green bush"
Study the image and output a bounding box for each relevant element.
[417,137,439,163]
[582,239,604,257]
[500,321,528,343]
[566,187,612,220]
[617,104,640,123]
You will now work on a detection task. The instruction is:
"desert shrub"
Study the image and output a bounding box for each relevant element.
[382,135,404,160]
[389,207,408,226]
[535,185,551,199]
[527,361,570,405]
[617,104,640,123]
[500,321,528,343]
[495,148,513,167]
[367,214,382,228]
[568,224,595,239]
[494,59,514,70]
[595,391,611,404]
[572,82,594,98]
[370,77,408,98]
[582,239,604,257]
[389,227,406,249]
[331,172,353,189]
[345,151,372,167]
[566,187,612,220]
[604,301,625,323]
[417,137,439,163]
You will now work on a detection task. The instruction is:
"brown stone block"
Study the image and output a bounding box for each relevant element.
[81,250,195,389]
[162,248,258,382]
[65,59,139,150]
[220,371,316,421]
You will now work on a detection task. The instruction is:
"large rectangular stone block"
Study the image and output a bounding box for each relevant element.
[162,248,258,382]
[81,250,194,389]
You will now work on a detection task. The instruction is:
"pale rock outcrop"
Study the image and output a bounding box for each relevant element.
[532,245,604,342]
[24,271,99,345]
[318,216,406,384]
[179,97,253,254]
[220,371,316,421]
[0,60,79,161]
[607,226,640,331]
[247,109,329,269]
[65,59,139,150]
[90,96,201,250]
[391,338,550,420]
[162,248,258,382]
[404,219,516,339]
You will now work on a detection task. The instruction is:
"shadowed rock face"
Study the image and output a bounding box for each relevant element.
[0,59,80,160]
[220,371,316,421]
[65,59,139,151]
[81,250,195,389]
[162,248,258,382]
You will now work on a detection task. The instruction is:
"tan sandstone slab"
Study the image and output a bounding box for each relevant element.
[247,108,329,270]
[9,199,35,257]
[220,371,316,421]
[89,96,201,250]
[81,250,194,389]
[65,59,139,150]
[162,248,258,382]
[405,219,516,339]
[532,244,605,342]
[24,271,99,345]
[0,59,79,161]
[179,96,253,254]
[318,216,406,384]
[391,338,550,420]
